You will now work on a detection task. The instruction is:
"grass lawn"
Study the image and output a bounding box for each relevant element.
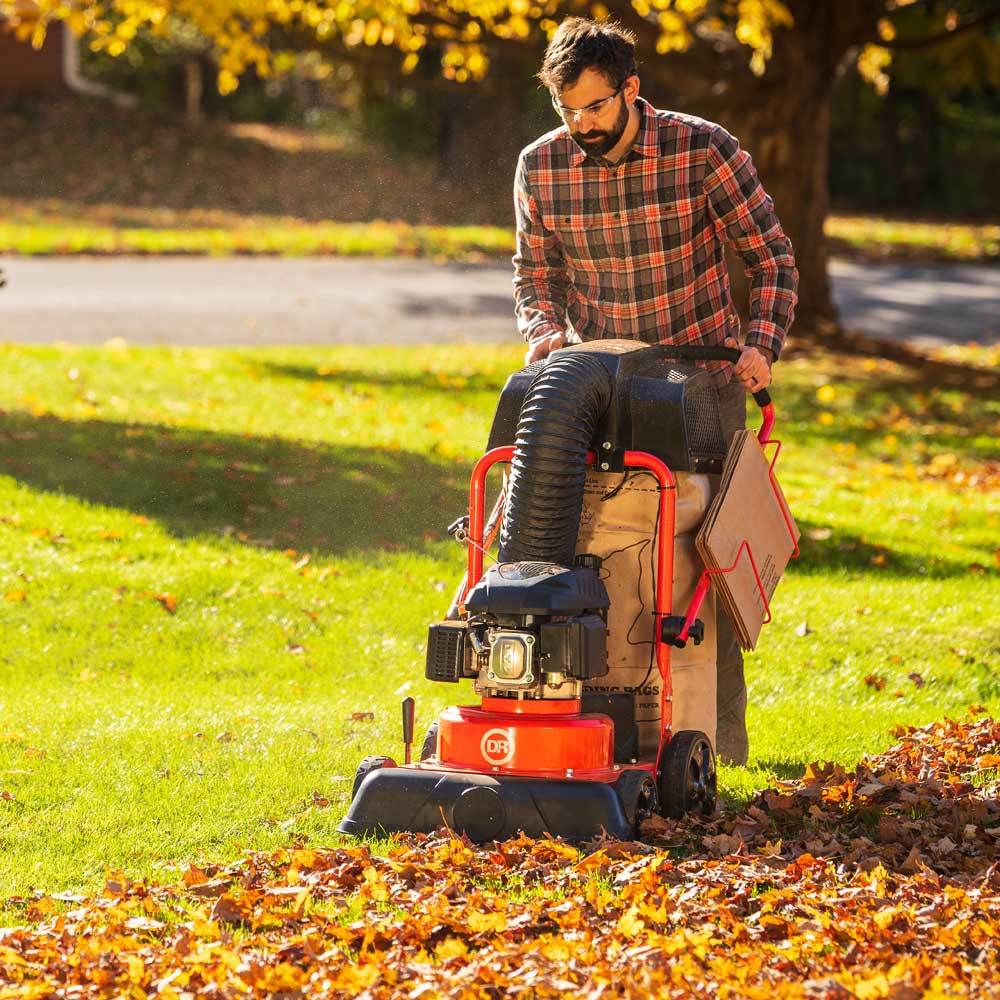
[0,343,996,904]
[1,197,997,263]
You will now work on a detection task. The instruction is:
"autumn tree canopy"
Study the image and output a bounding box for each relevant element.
[5,0,998,328]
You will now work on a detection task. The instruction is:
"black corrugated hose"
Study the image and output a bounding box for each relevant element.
[498,352,612,566]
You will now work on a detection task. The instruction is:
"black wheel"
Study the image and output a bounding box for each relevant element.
[615,769,659,834]
[658,731,716,819]
[420,722,439,762]
[352,755,397,799]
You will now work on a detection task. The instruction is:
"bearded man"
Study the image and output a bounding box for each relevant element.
[512,16,799,765]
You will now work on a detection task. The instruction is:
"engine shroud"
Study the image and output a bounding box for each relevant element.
[486,340,726,474]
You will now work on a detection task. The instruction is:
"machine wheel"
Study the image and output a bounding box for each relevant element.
[352,755,397,799]
[420,722,439,762]
[615,770,658,834]
[658,731,716,819]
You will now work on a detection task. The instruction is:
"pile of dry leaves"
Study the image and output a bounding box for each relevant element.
[1,714,996,998]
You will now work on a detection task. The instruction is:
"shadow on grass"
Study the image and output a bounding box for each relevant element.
[0,411,470,556]
[786,517,976,579]
[259,362,510,395]
[747,759,807,782]
[1,412,981,579]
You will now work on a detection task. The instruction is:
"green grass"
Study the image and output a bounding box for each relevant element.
[1,198,997,262]
[826,214,1000,262]
[0,344,996,903]
[0,198,513,261]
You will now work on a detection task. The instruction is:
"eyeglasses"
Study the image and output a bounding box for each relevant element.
[551,81,626,125]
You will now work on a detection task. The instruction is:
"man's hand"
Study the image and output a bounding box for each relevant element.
[524,331,567,365]
[724,337,773,393]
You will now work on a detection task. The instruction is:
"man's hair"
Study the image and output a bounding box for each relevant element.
[537,17,638,93]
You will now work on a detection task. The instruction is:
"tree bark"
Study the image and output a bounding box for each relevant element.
[183,57,203,125]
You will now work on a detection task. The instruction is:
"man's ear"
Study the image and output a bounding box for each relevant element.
[624,74,640,105]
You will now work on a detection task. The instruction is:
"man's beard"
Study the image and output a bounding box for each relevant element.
[570,98,630,158]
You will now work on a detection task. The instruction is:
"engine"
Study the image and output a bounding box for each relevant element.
[425,560,610,700]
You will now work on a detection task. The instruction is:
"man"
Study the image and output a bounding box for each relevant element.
[512,17,798,765]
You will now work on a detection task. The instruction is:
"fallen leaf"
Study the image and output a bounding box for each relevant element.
[156,593,178,614]
[210,893,249,925]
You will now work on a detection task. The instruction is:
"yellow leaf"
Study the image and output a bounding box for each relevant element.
[467,910,507,934]
[434,937,468,960]
[3,591,27,602]
[853,972,890,999]
[538,937,572,961]
[815,384,836,403]
[616,906,645,938]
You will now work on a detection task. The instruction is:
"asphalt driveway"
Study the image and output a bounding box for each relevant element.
[0,256,996,348]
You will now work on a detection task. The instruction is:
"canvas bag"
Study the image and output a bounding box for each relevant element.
[576,470,718,755]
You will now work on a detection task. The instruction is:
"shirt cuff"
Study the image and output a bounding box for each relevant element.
[524,322,566,346]
[745,321,785,363]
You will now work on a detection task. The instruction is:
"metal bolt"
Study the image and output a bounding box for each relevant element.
[565,768,574,778]
[600,462,610,471]
[602,441,612,451]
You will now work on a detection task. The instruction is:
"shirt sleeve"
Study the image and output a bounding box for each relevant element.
[703,126,799,361]
[512,151,568,345]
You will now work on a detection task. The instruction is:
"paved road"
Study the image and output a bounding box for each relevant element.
[0,256,996,348]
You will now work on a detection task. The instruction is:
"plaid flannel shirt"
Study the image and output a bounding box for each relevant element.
[513,97,798,384]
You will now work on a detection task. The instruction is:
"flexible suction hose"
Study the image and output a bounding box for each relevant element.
[498,353,612,566]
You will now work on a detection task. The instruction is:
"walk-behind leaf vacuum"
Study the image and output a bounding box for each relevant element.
[340,340,790,842]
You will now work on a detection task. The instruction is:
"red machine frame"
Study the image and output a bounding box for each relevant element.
[418,400,789,787]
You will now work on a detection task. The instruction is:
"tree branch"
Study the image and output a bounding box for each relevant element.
[882,5,1000,51]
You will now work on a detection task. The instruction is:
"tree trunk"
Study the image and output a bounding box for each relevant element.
[621,0,878,331]
[184,57,203,125]
[717,78,836,329]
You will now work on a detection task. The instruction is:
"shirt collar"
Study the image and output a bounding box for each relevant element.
[568,95,659,167]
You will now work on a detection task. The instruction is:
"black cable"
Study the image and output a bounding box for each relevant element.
[629,487,660,696]
[590,471,662,695]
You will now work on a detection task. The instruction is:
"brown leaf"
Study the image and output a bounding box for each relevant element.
[210,893,250,925]
[156,592,178,614]
[189,878,231,899]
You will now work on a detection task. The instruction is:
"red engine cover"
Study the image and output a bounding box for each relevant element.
[437,699,614,777]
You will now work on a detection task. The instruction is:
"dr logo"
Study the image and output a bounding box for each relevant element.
[480,728,515,766]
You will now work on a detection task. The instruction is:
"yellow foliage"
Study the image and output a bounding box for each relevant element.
[857,43,893,96]
[5,0,800,92]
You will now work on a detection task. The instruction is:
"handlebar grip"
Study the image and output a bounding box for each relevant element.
[637,344,773,411]
[640,344,743,365]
